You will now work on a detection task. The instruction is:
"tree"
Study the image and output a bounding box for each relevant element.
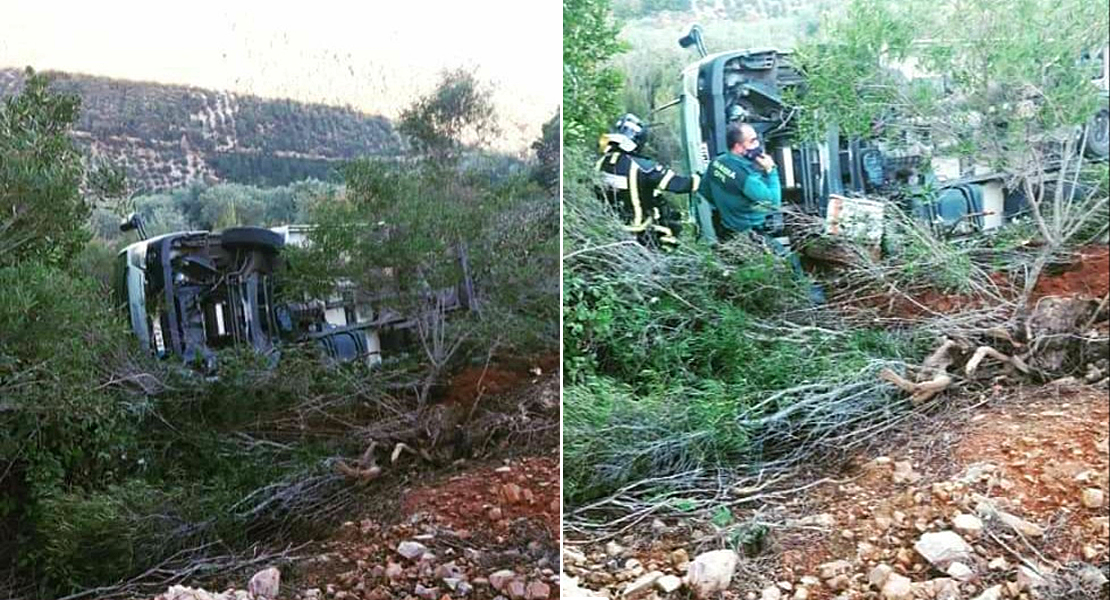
[532,109,562,193]
[398,68,500,158]
[0,68,89,267]
[793,0,1110,297]
[563,0,627,148]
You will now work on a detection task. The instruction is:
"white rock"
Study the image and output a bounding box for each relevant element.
[946,562,974,582]
[248,568,280,600]
[987,557,1009,570]
[760,586,782,600]
[605,541,626,557]
[892,461,921,484]
[914,531,973,569]
[817,559,852,581]
[868,564,893,588]
[972,585,1002,600]
[561,575,608,599]
[1081,488,1104,508]
[996,511,1044,537]
[880,573,913,600]
[656,575,683,594]
[490,569,518,592]
[685,550,739,599]
[792,588,808,600]
[397,540,428,560]
[623,571,663,598]
[1016,565,1047,591]
[952,513,983,536]
[564,547,588,565]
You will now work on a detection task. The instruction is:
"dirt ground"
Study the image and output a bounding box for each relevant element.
[153,355,560,600]
[565,247,1110,600]
[834,244,1110,320]
[564,384,1108,599]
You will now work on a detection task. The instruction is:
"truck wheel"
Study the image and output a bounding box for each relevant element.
[220,227,284,252]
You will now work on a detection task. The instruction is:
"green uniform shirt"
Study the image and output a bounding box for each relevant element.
[698,151,781,232]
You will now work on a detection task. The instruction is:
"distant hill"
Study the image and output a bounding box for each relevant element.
[0,68,405,191]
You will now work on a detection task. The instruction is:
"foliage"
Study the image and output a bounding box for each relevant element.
[91,179,343,244]
[531,109,562,193]
[0,68,90,267]
[563,0,627,148]
[0,67,402,192]
[561,150,923,503]
[399,68,500,158]
[792,0,1109,150]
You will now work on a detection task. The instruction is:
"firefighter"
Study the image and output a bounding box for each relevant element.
[595,113,700,249]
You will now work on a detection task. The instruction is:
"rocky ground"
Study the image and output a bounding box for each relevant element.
[147,361,560,600]
[562,384,1109,600]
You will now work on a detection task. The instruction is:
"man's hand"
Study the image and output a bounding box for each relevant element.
[755,154,776,173]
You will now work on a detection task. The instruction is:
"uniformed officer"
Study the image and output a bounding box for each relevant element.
[699,122,782,240]
[595,113,700,249]
[701,122,826,303]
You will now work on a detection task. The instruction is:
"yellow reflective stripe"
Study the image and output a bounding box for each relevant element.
[657,171,675,191]
[622,224,649,233]
[595,155,607,171]
[629,161,644,229]
[609,151,620,165]
[691,173,701,190]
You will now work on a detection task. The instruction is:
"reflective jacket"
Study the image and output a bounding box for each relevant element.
[595,148,700,242]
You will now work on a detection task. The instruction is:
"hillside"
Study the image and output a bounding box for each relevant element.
[0,68,404,191]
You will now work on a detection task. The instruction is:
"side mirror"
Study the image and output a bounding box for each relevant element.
[119,212,148,240]
[678,24,707,58]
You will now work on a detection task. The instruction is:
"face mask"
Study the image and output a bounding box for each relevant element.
[743,147,764,160]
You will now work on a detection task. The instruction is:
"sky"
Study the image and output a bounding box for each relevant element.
[0,0,561,153]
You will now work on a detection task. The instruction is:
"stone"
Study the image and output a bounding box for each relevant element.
[651,519,668,534]
[656,575,683,594]
[670,549,689,568]
[996,511,1044,537]
[987,557,1008,570]
[1097,438,1109,454]
[892,461,921,484]
[913,531,973,569]
[791,588,808,600]
[868,564,893,589]
[414,584,440,600]
[817,560,852,581]
[489,570,517,592]
[825,575,850,592]
[1081,488,1104,508]
[623,571,663,598]
[945,562,974,582]
[397,541,429,560]
[1078,565,1108,589]
[972,585,1002,600]
[880,573,912,600]
[760,586,782,600]
[248,568,280,600]
[526,581,551,600]
[507,580,527,600]
[951,514,983,537]
[1016,566,1046,591]
[385,561,405,580]
[605,541,626,557]
[564,548,588,565]
[685,550,739,599]
[918,578,960,600]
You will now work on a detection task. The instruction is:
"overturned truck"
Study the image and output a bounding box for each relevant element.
[673,26,1109,244]
[113,218,476,371]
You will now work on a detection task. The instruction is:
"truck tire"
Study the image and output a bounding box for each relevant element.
[220,227,284,252]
